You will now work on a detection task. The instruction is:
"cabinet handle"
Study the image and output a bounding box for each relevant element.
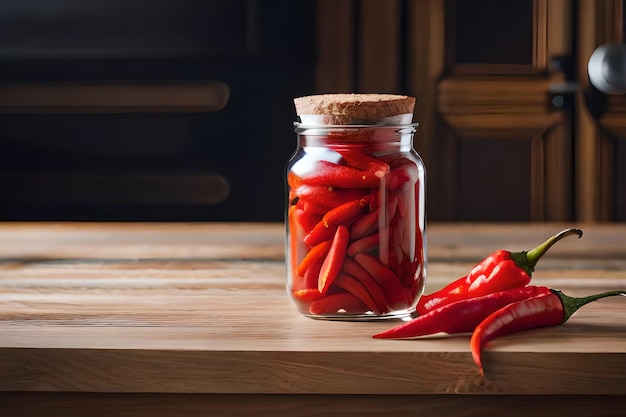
[0,81,230,113]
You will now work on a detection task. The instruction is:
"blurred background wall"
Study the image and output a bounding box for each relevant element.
[0,0,624,223]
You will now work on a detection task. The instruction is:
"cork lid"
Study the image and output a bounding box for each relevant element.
[294,93,415,125]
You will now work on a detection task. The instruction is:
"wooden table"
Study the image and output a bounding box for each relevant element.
[1,222,625,416]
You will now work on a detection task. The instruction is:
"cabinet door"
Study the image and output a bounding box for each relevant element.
[576,0,626,222]
[317,0,626,222]
[318,0,575,222]
[425,0,574,222]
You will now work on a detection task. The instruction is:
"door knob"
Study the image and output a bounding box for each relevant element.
[588,43,626,95]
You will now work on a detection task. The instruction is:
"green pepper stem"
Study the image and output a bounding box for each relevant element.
[510,228,583,276]
[552,289,626,322]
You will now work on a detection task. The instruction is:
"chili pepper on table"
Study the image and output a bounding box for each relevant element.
[416,228,583,315]
[373,285,552,339]
[471,288,626,376]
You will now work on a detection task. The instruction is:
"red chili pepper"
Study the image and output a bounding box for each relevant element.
[416,228,583,315]
[298,199,333,216]
[349,207,380,240]
[309,291,368,315]
[291,288,323,302]
[373,285,552,339]
[333,272,384,314]
[296,239,332,277]
[304,195,371,246]
[288,205,301,280]
[294,184,368,209]
[348,193,399,243]
[388,247,418,287]
[347,230,381,257]
[293,160,382,188]
[395,191,407,218]
[471,288,626,376]
[318,224,350,294]
[385,166,411,190]
[384,192,399,223]
[337,150,390,177]
[354,252,410,308]
[302,256,324,290]
[291,206,321,234]
[342,257,389,311]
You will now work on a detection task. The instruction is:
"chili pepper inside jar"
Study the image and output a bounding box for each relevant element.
[285,94,426,320]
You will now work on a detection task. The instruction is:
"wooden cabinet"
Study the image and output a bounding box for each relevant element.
[2,1,624,222]
[0,0,317,222]
[317,0,626,222]
[576,0,626,222]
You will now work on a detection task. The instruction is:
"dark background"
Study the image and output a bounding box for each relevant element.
[1,0,625,223]
[0,0,316,222]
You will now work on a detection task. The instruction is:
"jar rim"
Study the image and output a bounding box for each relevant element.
[294,122,419,132]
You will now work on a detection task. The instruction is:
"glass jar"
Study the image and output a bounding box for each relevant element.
[285,122,426,320]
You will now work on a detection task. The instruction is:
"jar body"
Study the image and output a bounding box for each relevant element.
[285,123,426,320]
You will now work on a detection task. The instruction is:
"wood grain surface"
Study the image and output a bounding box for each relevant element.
[1,222,625,416]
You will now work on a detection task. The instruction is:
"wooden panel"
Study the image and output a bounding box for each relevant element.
[316,0,404,94]
[409,0,575,222]
[0,174,230,205]
[431,0,573,222]
[617,139,626,221]
[0,82,230,113]
[0,0,256,59]
[576,0,623,221]
[543,0,574,220]
[406,0,445,179]
[438,77,563,138]
[446,0,548,74]
[600,96,626,138]
[316,0,354,92]
[597,95,626,222]
[0,113,199,158]
[358,0,402,92]
[436,75,569,221]
[2,392,626,417]
[452,0,533,65]
[601,0,626,221]
[541,119,574,220]
[456,139,531,221]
